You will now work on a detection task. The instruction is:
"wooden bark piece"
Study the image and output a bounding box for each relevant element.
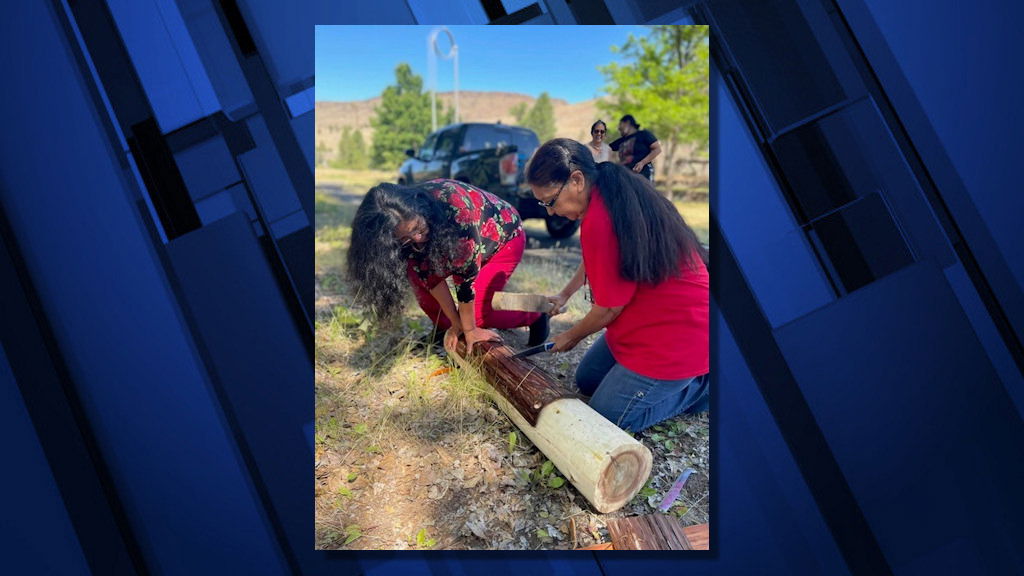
[683,523,709,550]
[452,340,653,513]
[454,340,575,426]
[606,515,695,550]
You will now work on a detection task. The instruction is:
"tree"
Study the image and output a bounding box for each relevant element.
[509,102,528,124]
[370,63,433,169]
[521,93,556,142]
[333,128,370,169]
[315,140,330,167]
[349,130,369,169]
[598,26,709,185]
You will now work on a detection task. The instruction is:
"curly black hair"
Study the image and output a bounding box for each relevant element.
[346,182,460,323]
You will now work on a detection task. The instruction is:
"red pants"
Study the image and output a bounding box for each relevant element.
[407,233,540,330]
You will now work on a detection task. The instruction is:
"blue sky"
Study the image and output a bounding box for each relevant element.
[315,26,649,104]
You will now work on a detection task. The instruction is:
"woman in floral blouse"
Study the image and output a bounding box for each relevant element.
[348,178,549,352]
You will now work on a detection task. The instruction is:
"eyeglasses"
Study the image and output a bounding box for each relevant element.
[592,130,605,135]
[398,222,428,248]
[537,177,570,208]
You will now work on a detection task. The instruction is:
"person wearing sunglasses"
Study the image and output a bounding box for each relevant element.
[526,139,708,433]
[348,179,549,354]
[585,120,613,163]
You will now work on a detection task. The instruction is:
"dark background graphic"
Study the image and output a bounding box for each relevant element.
[2,1,1022,574]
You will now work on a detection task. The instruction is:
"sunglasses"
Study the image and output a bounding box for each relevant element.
[592,129,606,135]
[537,177,570,209]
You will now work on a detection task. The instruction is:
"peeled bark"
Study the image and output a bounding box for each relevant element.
[453,340,653,513]
[606,515,700,550]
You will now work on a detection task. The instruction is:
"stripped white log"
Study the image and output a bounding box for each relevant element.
[452,343,652,513]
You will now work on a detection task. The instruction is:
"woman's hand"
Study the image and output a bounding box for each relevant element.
[464,327,502,353]
[546,294,569,317]
[632,162,645,173]
[550,331,582,353]
[443,325,464,354]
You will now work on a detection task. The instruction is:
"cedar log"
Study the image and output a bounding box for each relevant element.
[453,340,653,513]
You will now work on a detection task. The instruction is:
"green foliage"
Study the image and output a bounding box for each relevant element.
[507,431,518,454]
[508,102,528,124]
[520,92,556,142]
[333,127,370,169]
[598,26,709,177]
[525,459,566,492]
[343,524,362,545]
[415,528,437,549]
[636,479,657,500]
[370,63,433,169]
[440,102,456,127]
[315,140,331,167]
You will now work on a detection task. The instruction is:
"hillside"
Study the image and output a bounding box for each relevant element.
[315,91,604,151]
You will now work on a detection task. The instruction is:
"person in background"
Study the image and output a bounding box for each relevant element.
[584,120,613,163]
[526,138,708,433]
[347,179,549,353]
[608,114,661,182]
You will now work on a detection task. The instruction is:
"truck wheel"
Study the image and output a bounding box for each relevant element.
[545,215,580,239]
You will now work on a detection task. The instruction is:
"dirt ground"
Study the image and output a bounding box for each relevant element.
[314,183,709,550]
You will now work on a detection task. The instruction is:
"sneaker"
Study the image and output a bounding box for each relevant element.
[527,314,550,347]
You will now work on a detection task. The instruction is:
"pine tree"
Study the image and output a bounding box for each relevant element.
[369,63,433,169]
[522,92,556,142]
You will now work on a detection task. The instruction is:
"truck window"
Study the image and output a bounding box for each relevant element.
[434,130,458,160]
[418,132,439,161]
[461,125,511,153]
[510,129,540,156]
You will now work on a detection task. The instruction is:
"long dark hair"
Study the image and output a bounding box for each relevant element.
[347,182,459,322]
[526,138,707,283]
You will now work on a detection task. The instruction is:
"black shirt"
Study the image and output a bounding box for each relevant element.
[609,129,658,170]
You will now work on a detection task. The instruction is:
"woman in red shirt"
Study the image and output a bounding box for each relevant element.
[347,179,549,352]
[526,139,709,432]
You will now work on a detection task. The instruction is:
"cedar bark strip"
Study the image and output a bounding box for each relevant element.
[452,340,653,513]
[606,515,696,550]
[455,340,577,426]
[682,523,709,550]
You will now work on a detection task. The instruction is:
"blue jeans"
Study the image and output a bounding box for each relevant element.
[575,335,709,433]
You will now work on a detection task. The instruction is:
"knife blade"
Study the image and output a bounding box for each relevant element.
[510,341,555,359]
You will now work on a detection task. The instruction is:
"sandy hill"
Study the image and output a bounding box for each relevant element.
[315,91,605,151]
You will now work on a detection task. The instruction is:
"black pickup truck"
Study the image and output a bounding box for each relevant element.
[397,122,579,238]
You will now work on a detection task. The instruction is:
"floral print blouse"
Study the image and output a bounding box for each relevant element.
[408,179,522,302]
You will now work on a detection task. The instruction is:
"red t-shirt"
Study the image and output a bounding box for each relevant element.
[580,186,709,380]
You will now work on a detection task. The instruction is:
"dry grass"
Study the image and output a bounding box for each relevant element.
[315,168,396,192]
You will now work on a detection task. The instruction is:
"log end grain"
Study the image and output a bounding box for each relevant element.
[592,443,653,513]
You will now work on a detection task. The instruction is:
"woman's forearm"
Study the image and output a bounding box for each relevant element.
[554,304,622,350]
[458,300,477,332]
[429,281,461,328]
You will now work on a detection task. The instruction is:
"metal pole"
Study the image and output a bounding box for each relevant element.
[429,27,457,130]
[453,45,459,124]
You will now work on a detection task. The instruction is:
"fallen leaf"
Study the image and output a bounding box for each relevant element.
[465,518,488,539]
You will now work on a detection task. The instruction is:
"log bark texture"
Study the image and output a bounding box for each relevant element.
[606,515,698,550]
[453,340,653,513]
